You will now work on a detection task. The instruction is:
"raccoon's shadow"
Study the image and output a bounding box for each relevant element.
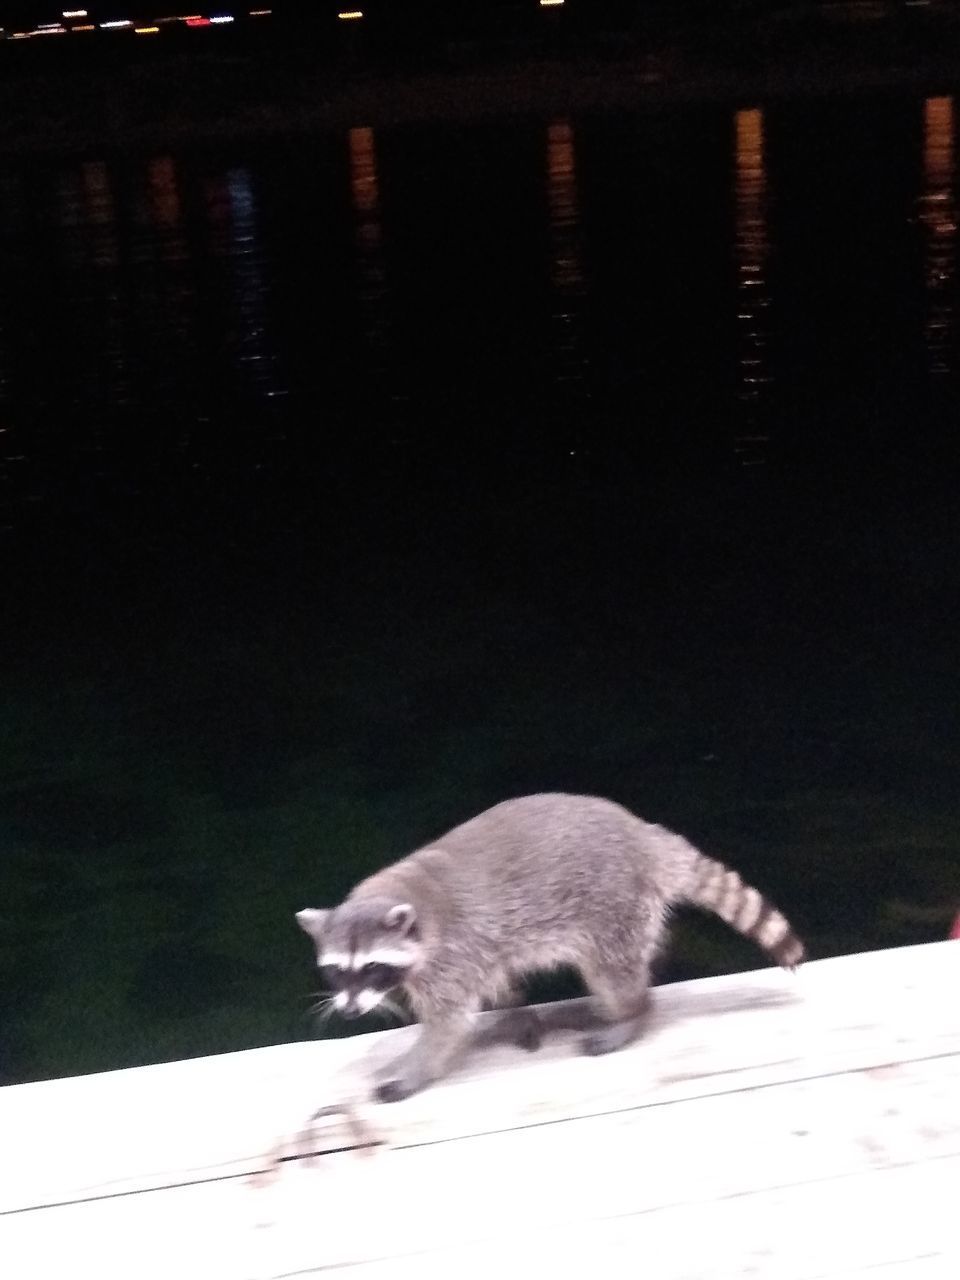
[469,997,617,1055]
[470,979,804,1054]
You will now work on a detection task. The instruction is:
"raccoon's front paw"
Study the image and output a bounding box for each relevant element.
[373,1078,413,1104]
[373,1051,431,1103]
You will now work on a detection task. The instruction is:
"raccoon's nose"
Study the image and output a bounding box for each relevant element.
[340,1002,363,1021]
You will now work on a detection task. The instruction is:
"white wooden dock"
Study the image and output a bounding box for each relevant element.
[2,941,958,1279]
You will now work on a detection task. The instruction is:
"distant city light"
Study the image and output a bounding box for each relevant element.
[0,5,275,42]
[337,9,363,19]
[539,0,565,6]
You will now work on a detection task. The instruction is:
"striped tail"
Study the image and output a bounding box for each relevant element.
[686,855,806,970]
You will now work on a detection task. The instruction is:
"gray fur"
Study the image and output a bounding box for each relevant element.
[295,793,805,1102]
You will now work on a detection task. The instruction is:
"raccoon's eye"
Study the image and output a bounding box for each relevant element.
[361,962,398,986]
[319,964,345,989]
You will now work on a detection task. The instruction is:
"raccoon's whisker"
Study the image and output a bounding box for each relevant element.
[379,995,409,1025]
[373,1000,397,1026]
[306,995,338,1024]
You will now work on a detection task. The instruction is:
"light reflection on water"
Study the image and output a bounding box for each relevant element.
[142,156,197,369]
[733,106,771,467]
[147,156,185,241]
[919,95,956,376]
[545,119,589,428]
[348,125,389,374]
[204,166,283,402]
[0,174,14,419]
[81,161,119,258]
[0,98,957,526]
[80,160,131,409]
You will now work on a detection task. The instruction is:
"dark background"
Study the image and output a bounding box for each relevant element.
[1,2,958,1084]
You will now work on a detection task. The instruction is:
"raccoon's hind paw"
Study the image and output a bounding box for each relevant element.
[512,1011,543,1053]
[580,1015,645,1057]
[583,1032,629,1057]
[490,1005,543,1053]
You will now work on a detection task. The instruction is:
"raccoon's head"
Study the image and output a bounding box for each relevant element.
[295,897,420,1020]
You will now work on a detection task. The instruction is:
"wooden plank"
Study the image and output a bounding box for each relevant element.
[2,1179,261,1280]
[4,1057,957,1279]
[265,1158,959,1280]
[0,942,956,1213]
[229,1053,960,1275]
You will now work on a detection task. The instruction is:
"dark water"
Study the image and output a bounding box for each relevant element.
[2,93,958,1084]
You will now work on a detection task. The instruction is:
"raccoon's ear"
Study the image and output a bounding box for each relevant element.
[384,902,417,936]
[295,908,329,940]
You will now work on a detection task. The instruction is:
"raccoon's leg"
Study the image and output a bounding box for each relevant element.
[579,956,653,1057]
[484,984,543,1053]
[374,1008,477,1103]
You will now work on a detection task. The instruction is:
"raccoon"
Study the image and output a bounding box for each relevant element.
[295,792,805,1103]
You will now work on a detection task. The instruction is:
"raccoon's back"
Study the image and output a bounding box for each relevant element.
[389,794,804,973]
[423,792,696,910]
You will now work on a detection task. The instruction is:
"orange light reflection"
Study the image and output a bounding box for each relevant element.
[919,96,956,375]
